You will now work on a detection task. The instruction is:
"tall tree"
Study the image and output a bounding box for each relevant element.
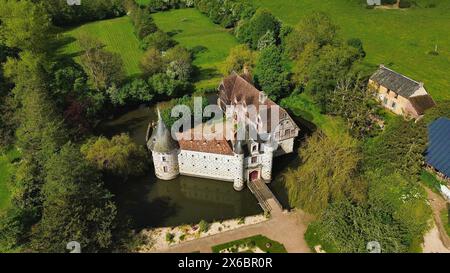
[254,45,289,100]
[285,12,338,59]
[31,143,117,252]
[78,35,125,90]
[222,44,257,75]
[0,0,53,53]
[283,132,366,214]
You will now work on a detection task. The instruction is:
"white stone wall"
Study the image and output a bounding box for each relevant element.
[152,150,179,180]
[261,145,273,181]
[178,150,242,185]
[275,138,295,156]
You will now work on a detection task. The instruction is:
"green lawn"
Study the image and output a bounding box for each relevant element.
[0,148,21,213]
[152,9,239,89]
[60,16,144,77]
[253,0,450,102]
[211,235,287,253]
[281,93,348,140]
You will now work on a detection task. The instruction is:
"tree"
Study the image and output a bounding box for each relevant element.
[140,30,174,51]
[108,78,155,105]
[363,116,427,180]
[254,45,289,100]
[31,143,117,252]
[0,0,53,53]
[222,44,257,75]
[283,132,366,214]
[78,35,125,90]
[140,47,164,77]
[163,46,193,82]
[328,78,381,139]
[237,9,281,49]
[257,30,276,51]
[81,134,148,178]
[13,88,67,217]
[285,12,338,59]
[297,44,362,108]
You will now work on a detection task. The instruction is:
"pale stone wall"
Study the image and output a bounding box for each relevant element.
[178,150,242,184]
[370,79,419,118]
[152,150,179,180]
[261,145,273,181]
[275,138,295,156]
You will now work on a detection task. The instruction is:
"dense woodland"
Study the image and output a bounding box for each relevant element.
[0,0,448,253]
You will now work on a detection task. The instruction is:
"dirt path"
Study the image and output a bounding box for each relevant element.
[424,188,450,251]
[155,210,313,253]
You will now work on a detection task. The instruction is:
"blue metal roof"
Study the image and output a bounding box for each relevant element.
[426,117,450,177]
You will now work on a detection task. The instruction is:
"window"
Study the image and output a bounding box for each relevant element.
[392,102,396,109]
[251,157,258,164]
[162,156,166,162]
[163,166,168,173]
[252,144,258,152]
[383,97,388,105]
[285,129,290,136]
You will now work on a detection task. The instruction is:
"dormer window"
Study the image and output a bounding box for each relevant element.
[252,144,258,152]
[259,92,267,104]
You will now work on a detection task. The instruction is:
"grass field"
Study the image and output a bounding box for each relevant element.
[253,0,450,102]
[281,93,348,140]
[0,148,20,213]
[61,16,144,77]
[152,9,239,89]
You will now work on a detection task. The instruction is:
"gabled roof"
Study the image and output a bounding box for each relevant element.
[426,117,450,178]
[219,72,299,132]
[370,65,424,98]
[409,95,436,115]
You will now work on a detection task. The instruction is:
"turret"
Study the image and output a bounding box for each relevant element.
[233,139,245,191]
[146,108,180,180]
[261,133,276,182]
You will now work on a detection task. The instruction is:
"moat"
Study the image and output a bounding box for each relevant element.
[99,96,310,229]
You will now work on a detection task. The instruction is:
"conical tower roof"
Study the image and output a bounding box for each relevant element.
[147,108,179,153]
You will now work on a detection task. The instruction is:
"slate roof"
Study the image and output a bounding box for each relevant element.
[147,109,179,153]
[370,66,423,98]
[409,95,436,115]
[426,117,450,178]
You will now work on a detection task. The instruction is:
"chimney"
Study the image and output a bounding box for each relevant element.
[259,92,267,104]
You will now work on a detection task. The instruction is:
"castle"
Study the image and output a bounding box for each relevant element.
[146,73,299,191]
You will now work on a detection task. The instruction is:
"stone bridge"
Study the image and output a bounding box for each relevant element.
[247,179,283,215]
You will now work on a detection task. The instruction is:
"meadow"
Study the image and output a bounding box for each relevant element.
[253,0,450,102]
[152,8,239,89]
[61,16,144,77]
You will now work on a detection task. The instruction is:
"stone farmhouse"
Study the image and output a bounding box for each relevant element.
[369,65,436,119]
[146,72,299,191]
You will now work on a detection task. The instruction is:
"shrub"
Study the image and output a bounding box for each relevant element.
[198,220,209,233]
[165,232,174,243]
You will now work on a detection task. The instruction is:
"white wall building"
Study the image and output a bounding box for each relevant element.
[147,73,299,191]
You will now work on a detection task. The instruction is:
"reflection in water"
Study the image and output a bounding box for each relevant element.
[98,98,308,229]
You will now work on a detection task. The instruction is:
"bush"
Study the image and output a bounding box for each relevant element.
[165,232,174,243]
[198,220,209,233]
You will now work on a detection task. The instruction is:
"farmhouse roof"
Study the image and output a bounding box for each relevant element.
[426,117,450,178]
[147,108,179,153]
[370,65,424,98]
[409,95,436,115]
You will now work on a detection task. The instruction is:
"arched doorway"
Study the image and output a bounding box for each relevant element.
[249,170,259,182]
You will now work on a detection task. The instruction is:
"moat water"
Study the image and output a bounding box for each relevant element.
[98,96,311,229]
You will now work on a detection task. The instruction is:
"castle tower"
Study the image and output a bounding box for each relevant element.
[146,108,179,180]
[233,139,245,191]
[261,134,276,182]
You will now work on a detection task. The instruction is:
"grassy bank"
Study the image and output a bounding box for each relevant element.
[60,16,144,77]
[211,235,287,253]
[253,0,450,102]
[152,9,238,89]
